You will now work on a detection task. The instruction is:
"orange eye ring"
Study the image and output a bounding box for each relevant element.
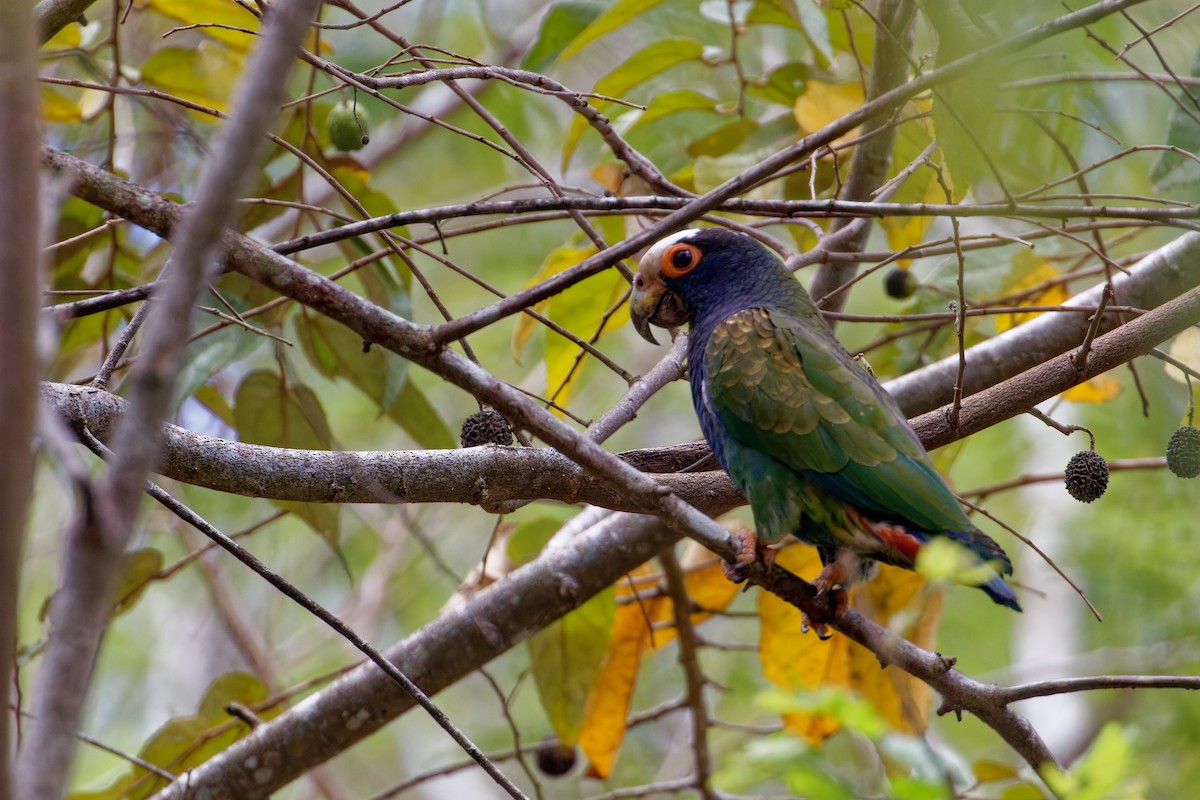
[661,243,702,279]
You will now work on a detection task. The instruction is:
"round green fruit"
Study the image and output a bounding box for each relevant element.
[327,101,370,151]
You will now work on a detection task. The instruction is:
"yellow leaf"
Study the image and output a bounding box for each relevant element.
[793,80,865,145]
[41,87,83,123]
[1061,374,1122,403]
[758,545,846,740]
[43,21,82,49]
[579,545,741,776]
[578,591,659,778]
[140,46,242,115]
[996,262,1069,334]
[974,758,1022,783]
[149,0,262,50]
[1164,327,1200,384]
[591,163,625,194]
[879,178,946,265]
[758,544,940,740]
[528,589,616,747]
[511,245,598,361]
[649,553,742,651]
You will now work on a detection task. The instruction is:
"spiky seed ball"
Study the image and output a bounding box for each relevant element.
[884,268,919,299]
[534,742,576,777]
[1166,425,1200,479]
[327,101,370,151]
[460,408,513,447]
[1065,450,1109,502]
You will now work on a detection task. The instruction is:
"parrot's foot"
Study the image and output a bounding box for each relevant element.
[720,529,776,585]
[800,558,853,640]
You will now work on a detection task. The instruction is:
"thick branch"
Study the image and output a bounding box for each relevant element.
[19,6,324,798]
[41,381,743,514]
[33,0,95,43]
[913,281,1200,449]
[0,2,40,799]
[808,0,915,312]
[890,232,1200,415]
[150,513,683,800]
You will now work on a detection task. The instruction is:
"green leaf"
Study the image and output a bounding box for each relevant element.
[387,380,456,450]
[197,671,270,722]
[523,1,606,71]
[557,0,670,62]
[175,324,266,415]
[68,672,271,800]
[998,783,1049,800]
[746,0,803,28]
[1151,47,1200,191]
[506,516,563,566]
[791,0,834,67]
[113,548,164,617]
[140,46,241,114]
[756,687,890,740]
[628,89,719,131]
[889,776,953,800]
[686,118,759,158]
[528,587,616,746]
[234,370,339,546]
[746,61,811,106]
[1065,722,1139,800]
[593,37,706,99]
[234,370,333,450]
[564,37,705,164]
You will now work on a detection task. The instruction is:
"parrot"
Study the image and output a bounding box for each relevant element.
[629,228,1020,636]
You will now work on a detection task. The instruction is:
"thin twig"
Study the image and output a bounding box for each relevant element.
[659,549,715,800]
[76,429,531,800]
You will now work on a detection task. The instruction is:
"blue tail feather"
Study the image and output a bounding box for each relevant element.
[981,575,1022,612]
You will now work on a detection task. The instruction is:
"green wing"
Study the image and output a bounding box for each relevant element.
[704,307,973,534]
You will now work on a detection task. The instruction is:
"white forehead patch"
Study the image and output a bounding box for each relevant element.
[639,228,702,272]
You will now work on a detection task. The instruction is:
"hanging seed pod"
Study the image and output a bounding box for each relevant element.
[1064,450,1109,502]
[460,408,514,447]
[1166,425,1200,479]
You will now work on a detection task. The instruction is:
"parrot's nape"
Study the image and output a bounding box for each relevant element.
[629,228,1020,637]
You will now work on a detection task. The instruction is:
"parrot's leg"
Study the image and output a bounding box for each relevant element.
[721,527,758,584]
[720,528,776,584]
[801,550,856,640]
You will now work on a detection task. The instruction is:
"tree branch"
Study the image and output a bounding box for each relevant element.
[0,1,41,798]
[40,381,743,513]
[33,0,95,43]
[18,4,325,797]
[889,232,1200,416]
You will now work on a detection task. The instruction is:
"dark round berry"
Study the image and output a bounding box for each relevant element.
[535,742,576,777]
[884,268,918,299]
[1166,425,1200,479]
[1065,450,1109,503]
[459,408,513,447]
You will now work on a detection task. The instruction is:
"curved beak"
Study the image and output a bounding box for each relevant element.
[630,264,691,346]
[630,280,665,345]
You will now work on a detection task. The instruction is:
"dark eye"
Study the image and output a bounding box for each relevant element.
[661,243,702,278]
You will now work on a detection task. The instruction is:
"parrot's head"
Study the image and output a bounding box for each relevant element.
[630,228,785,344]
